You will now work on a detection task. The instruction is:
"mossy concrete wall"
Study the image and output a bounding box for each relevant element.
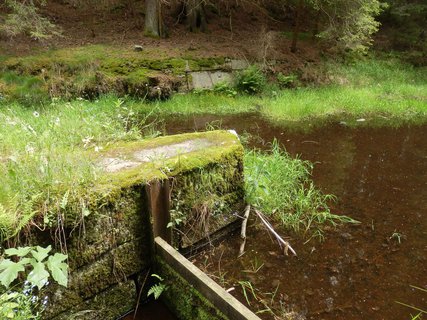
[36,130,244,319]
[0,46,231,102]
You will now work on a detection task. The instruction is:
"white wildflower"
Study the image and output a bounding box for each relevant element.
[33,111,40,118]
[25,144,35,155]
[82,136,93,148]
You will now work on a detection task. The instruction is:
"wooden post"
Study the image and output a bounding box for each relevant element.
[146,180,172,243]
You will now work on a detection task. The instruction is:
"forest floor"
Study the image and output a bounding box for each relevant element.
[0,0,322,70]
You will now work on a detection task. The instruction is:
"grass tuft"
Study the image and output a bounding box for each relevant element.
[244,140,358,237]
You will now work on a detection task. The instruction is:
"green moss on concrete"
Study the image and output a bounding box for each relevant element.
[51,281,136,320]
[94,130,243,198]
[67,239,146,300]
[0,130,242,244]
[43,286,84,319]
[66,187,151,269]
[155,257,227,320]
[168,154,244,248]
[0,45,228,100]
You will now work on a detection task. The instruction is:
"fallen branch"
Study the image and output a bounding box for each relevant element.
[241,205,251,239]
[133,268,151,318]
[238,205,251,257]
[254,209,297,256]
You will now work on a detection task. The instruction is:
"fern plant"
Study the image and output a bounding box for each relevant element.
[235,65,266,95]
[147,274,167,300]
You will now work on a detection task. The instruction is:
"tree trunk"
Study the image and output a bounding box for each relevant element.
[312,9,320,41]
[186,0,208,32]
[144,0,163,37]
[291,0,304,53]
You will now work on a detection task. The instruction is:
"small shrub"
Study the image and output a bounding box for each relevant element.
[213,81,237,97]
[235,65,266,95]
[276,72,298,88]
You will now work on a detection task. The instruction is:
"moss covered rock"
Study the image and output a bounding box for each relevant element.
[0,45,228,101]
[13,130,244,320]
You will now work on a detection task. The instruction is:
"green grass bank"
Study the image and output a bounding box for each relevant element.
[138,57,427,125]
[0,53,426,241]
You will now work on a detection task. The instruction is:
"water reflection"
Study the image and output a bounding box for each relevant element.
[165,115,427,320]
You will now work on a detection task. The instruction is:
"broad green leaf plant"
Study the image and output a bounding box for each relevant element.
[0,245,68,319]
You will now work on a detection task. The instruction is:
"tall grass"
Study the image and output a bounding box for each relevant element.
[244,141,357,237]
[134,58,427,125]
[0,96,154,241]
[134,93,261,115]
[262,58,427,123]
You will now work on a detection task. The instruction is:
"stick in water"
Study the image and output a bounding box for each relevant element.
[254,209,297,256]
[238,205,251,257]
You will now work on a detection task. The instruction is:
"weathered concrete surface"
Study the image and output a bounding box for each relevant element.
[191,71,233,89]
[229,59,249,70]
[99,138,214,173]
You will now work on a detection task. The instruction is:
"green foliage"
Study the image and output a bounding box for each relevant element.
[235,65,266,95]
[238,280,258,306]
[0,245,68,320]
[381,0,427,65]
[276,72,298,88]
[0,72,48,105]
[0,290,41,319]
[0,0,62,40]
[168,191,185,229]
[213,81,237,97]
[147,274,167,300]
[0,46,226,101]
[115,57,426,123]
[244,141,358,236]
[0,96,154,241]
[314,0,384,54]
[0,245,68,289]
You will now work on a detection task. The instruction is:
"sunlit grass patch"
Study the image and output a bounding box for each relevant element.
[244,141,358,237]
[137,57,427,125]
[0,96,155,241]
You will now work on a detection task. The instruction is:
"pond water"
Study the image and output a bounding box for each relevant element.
[164,114,427,320]
[121,299,176,320]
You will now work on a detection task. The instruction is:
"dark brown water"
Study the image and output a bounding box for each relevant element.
[165,114,427,320]
[121,300,176,320]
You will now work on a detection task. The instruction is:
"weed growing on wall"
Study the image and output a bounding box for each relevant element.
[147,274,167,300]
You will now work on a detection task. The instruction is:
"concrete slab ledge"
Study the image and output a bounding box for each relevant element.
[155,237,261,320]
